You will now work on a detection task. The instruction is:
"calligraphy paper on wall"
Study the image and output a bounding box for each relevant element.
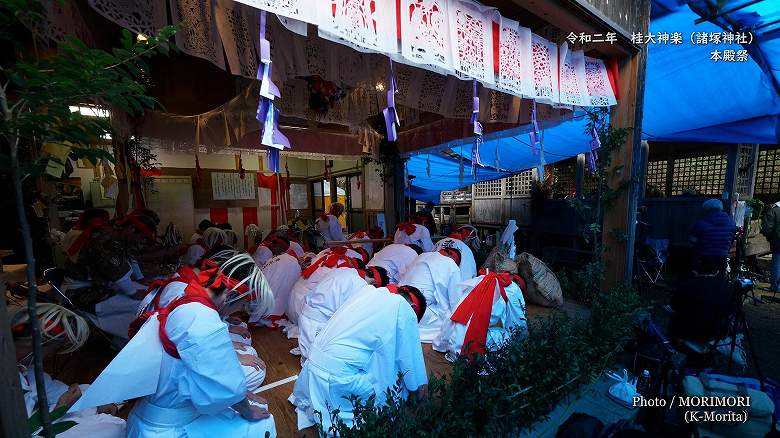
[447,0,494,84]
[557,43,589,106]
[317,0,398,55]
[496,16,532,97]
[530,33,558,104]
[400,0,452,73]
[584,56,617,107]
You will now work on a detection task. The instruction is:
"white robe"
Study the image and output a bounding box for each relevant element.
[393,224,433,252]
[315,214,344,242]
[435,276,528,358]
[433,237,478,281]
[298,269,368,360]
[181,244,206,266]
[20,368,126,438]
[285,266,356,329]
[125,281,276,437]
[288,241,304,258]
[397,252,462,343]
[90,266,145,341]
[290,287,427,431]
[347,231,373,259]
[253,253,302,325]
[315,247,363,262]
[367,244,419,284]
[251,245,273,267]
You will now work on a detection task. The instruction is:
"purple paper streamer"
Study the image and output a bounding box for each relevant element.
[383,59,400,141]
[586,121,601,172]
[268,148,280,173]
[529,99,539,156]
[470,79,483,177]
[255,10,289,173]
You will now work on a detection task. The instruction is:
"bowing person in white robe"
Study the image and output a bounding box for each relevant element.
[253,252,302,326]
[286,248,362,329]
[182,227,226,266]
[315,202,345,243]
[435,271,528,361]
[12,303,126,438]
[251,234,291,267]
[393,221,433,252]
[367,243,422,284]
[347,230,373,264]
[75,252,277,437]
[290,285,428,431]
[397,248,462,343]
[433,237,477,281]
[297,268,368,360]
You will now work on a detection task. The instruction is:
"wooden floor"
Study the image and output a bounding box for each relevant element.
[38,300,588,437]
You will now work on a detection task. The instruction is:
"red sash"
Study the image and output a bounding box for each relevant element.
[301,247,358,279]
[450,271,513,357]
[66,218,109,257]
[156,282,217,358]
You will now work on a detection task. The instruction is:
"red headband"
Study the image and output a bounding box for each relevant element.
[449,228,474,242]
[198,267,251,299]
[301,251,358,278]
[358,267,383,286]
[439,248,461,266]
[390,285,424,318]
[396,221,416,235]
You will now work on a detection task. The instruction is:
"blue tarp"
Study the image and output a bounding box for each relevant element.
[642,1,780,143]
[406,114,594,197]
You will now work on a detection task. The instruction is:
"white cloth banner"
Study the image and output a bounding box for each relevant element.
[530,33,558,104]
[400,0,453,74]
[496,16,533,97]
[447,0,494,84]
[234,0,318,25]
[557,43,589,106]
[584,56,618,107]
[317,0,398,55]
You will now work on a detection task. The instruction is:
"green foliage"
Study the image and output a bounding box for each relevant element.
[28,404,77,435]
[0,0,177,178]
[557,260,605,305]
[745,198,765,220]
[319,284,640,437]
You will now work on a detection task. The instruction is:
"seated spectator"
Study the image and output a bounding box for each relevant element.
[689,199,736,274]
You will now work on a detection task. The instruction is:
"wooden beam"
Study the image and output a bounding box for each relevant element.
[0,274,28,438]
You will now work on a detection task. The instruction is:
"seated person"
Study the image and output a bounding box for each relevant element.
[285,247,362,330]
[347,230,374,264]
[397,248,462,342]
[13,303,126,438]
[251,235,290,266]
[316,203,346,242]
[298,268,369,361]
[254,250,302,327]
[433,232,478,281]
[290,285,428,431]
[435,267,528,360]
[182,227,227,266]
[76,252,277,436]
[393,220,433,252]
[670,271,733,343]
[190,219,214,244]
[689,199,736,274]
[414,204,437,237]
[367,243,422,284]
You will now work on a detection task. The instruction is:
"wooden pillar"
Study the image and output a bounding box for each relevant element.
[724,143,739,213]
[0,274,28,438]
[602,46,649,287]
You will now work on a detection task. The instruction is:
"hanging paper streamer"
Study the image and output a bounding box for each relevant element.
[194,154,202,187]
[255,10,290,174]
[470,79,483,177]
[426,154,431,178]
[383,58,400,142]
[536,129,545,181]
[495,139,501,170]
[529,99,539,156]
[586,117,602,172]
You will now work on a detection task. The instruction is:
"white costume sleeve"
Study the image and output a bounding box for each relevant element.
[111,268,146,296]
[166,303,247,414]
[252,246,273,266]
[503,283,528,338]
[419,227,433,252]
[394,304,428,391]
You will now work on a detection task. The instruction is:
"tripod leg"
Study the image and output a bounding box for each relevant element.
[739,313,763,386]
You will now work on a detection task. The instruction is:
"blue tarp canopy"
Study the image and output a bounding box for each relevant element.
[407,114,593,198]
[642,1,780,143]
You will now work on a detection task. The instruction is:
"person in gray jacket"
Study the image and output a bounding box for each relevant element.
[760,200,780,291]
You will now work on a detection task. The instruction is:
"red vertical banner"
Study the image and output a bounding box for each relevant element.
[256,173,280,229]
[606,57,621,101]
[210,207,228,225]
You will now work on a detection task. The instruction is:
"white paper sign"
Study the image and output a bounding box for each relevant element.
[212,173,257,200]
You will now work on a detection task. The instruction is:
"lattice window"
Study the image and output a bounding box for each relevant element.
[552,161,576,198]
[505,170,535,197]
[754,147,780,195]
[646,160,668,196]
[473,179,503,198]
[671,154,726,196]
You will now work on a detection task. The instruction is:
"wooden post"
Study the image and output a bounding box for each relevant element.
[0,274,28,438]
[602,45,649,287]
[575,154,585,198]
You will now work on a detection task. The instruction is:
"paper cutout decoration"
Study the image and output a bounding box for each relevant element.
[448,0,494,84]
